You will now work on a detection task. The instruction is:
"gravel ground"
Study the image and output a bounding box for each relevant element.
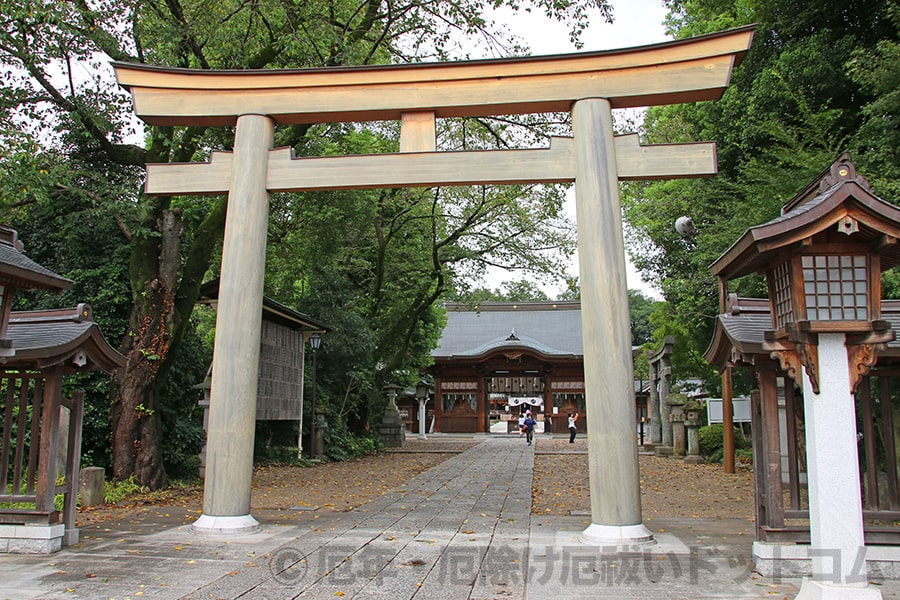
[76,436,754,527]
[531,437,755,519]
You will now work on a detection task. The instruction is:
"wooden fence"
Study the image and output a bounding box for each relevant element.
[0,370,83,544]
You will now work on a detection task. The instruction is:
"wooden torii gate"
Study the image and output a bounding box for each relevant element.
[114,25,754,543]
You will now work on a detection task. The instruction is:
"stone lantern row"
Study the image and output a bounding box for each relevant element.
[646,336,704,464]
[663,391,705,464]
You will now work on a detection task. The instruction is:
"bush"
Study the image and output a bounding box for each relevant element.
[254,444,308,466]
[104,476,145,504]
[735,448,754,466]
[698,423,750,459]
[324,421,382,462]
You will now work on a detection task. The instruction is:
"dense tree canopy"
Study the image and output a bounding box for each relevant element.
[0,0,609,486]
[625,0,900,386]
[10,0,895,482]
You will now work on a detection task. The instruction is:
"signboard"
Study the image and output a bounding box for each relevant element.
[706,398,752,425]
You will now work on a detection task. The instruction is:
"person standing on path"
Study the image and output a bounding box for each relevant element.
[568,412,579,443]
[523,411,537,446]
[544,412,552,435]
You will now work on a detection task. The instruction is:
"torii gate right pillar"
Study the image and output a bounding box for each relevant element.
[574,98,652,544]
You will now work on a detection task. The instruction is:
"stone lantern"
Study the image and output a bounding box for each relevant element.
[709,155,897,600]
[415,379,432,440]
[380,383,406,448]
[682,399,704,464]
[666,390,688,457]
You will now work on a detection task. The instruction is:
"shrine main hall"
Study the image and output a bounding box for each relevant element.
[407,301,646,436]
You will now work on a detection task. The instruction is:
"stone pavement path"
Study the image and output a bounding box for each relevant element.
[8,436,900,599]
[229,436,535,599]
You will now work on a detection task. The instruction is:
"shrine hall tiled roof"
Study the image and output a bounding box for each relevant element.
[433,301,584,359]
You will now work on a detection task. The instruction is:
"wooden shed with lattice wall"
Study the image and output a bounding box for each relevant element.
[196,280,326,469]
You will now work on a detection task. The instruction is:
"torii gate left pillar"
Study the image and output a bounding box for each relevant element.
[114,24,754,538]
[194,114,273,531]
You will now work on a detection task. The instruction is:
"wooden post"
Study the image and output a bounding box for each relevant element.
[759,366,784,529]
[194,114,273,533]
[573,98,651,545]
[722,366,735,473]
[749,387,766,539]
[784,380,802,510]
[36,367,62,515]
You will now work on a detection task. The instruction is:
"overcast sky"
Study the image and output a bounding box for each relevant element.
[499,0,669,55]
[482,0,670,299]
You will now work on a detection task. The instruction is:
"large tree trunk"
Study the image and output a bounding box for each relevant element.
[110,208,183,489]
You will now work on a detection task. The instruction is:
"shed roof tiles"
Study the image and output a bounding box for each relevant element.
[6,305,125,372]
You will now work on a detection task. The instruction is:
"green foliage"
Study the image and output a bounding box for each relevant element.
[629,290,660,346]
[63,372,116,471]
[847,1,900,199]
[269,124,576,435]
[254,420,306,466]
[323,420,382,462]
[157,322,210,479]
[884,270,900,300]
[623,0,900,381]
[699,423,751,460]
[453,280,551,303]
[647,304,719,389]
[0,0,614,484]
[104,476,146,504]
[1,476,67,511]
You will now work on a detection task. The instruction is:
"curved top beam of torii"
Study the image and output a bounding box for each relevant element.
[113,25,754,127]
[113,26,754,196]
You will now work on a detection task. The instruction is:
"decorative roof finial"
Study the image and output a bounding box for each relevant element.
[819,153,870,192]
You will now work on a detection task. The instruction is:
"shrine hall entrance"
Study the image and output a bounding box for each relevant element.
[485,373,587,435]
[427,301,588,436]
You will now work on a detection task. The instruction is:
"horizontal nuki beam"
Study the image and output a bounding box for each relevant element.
[114,26,754,126]
[144,135,717,195]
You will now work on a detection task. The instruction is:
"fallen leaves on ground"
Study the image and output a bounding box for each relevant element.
[76,438,753,527]
[532,439,754,519]
[76,439,478,526]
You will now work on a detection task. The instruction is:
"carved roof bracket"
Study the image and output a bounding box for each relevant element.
[873,234,898,253]
[846,327,895,394]
[846,342,885,395]
[728,346,756,368]
[764,335,820,395]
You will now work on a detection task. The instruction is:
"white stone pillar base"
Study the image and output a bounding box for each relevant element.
[192,514,260,535]
[580,523,655,546]
[0,524,65,554]
[796,579,882,600]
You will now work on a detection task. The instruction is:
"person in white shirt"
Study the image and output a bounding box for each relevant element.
[568,412,579,443]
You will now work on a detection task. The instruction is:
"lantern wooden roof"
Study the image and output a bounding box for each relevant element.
[705,295,900,369]
[5,304,125,373]
[710,154,900,281]
[0,226,72,291]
